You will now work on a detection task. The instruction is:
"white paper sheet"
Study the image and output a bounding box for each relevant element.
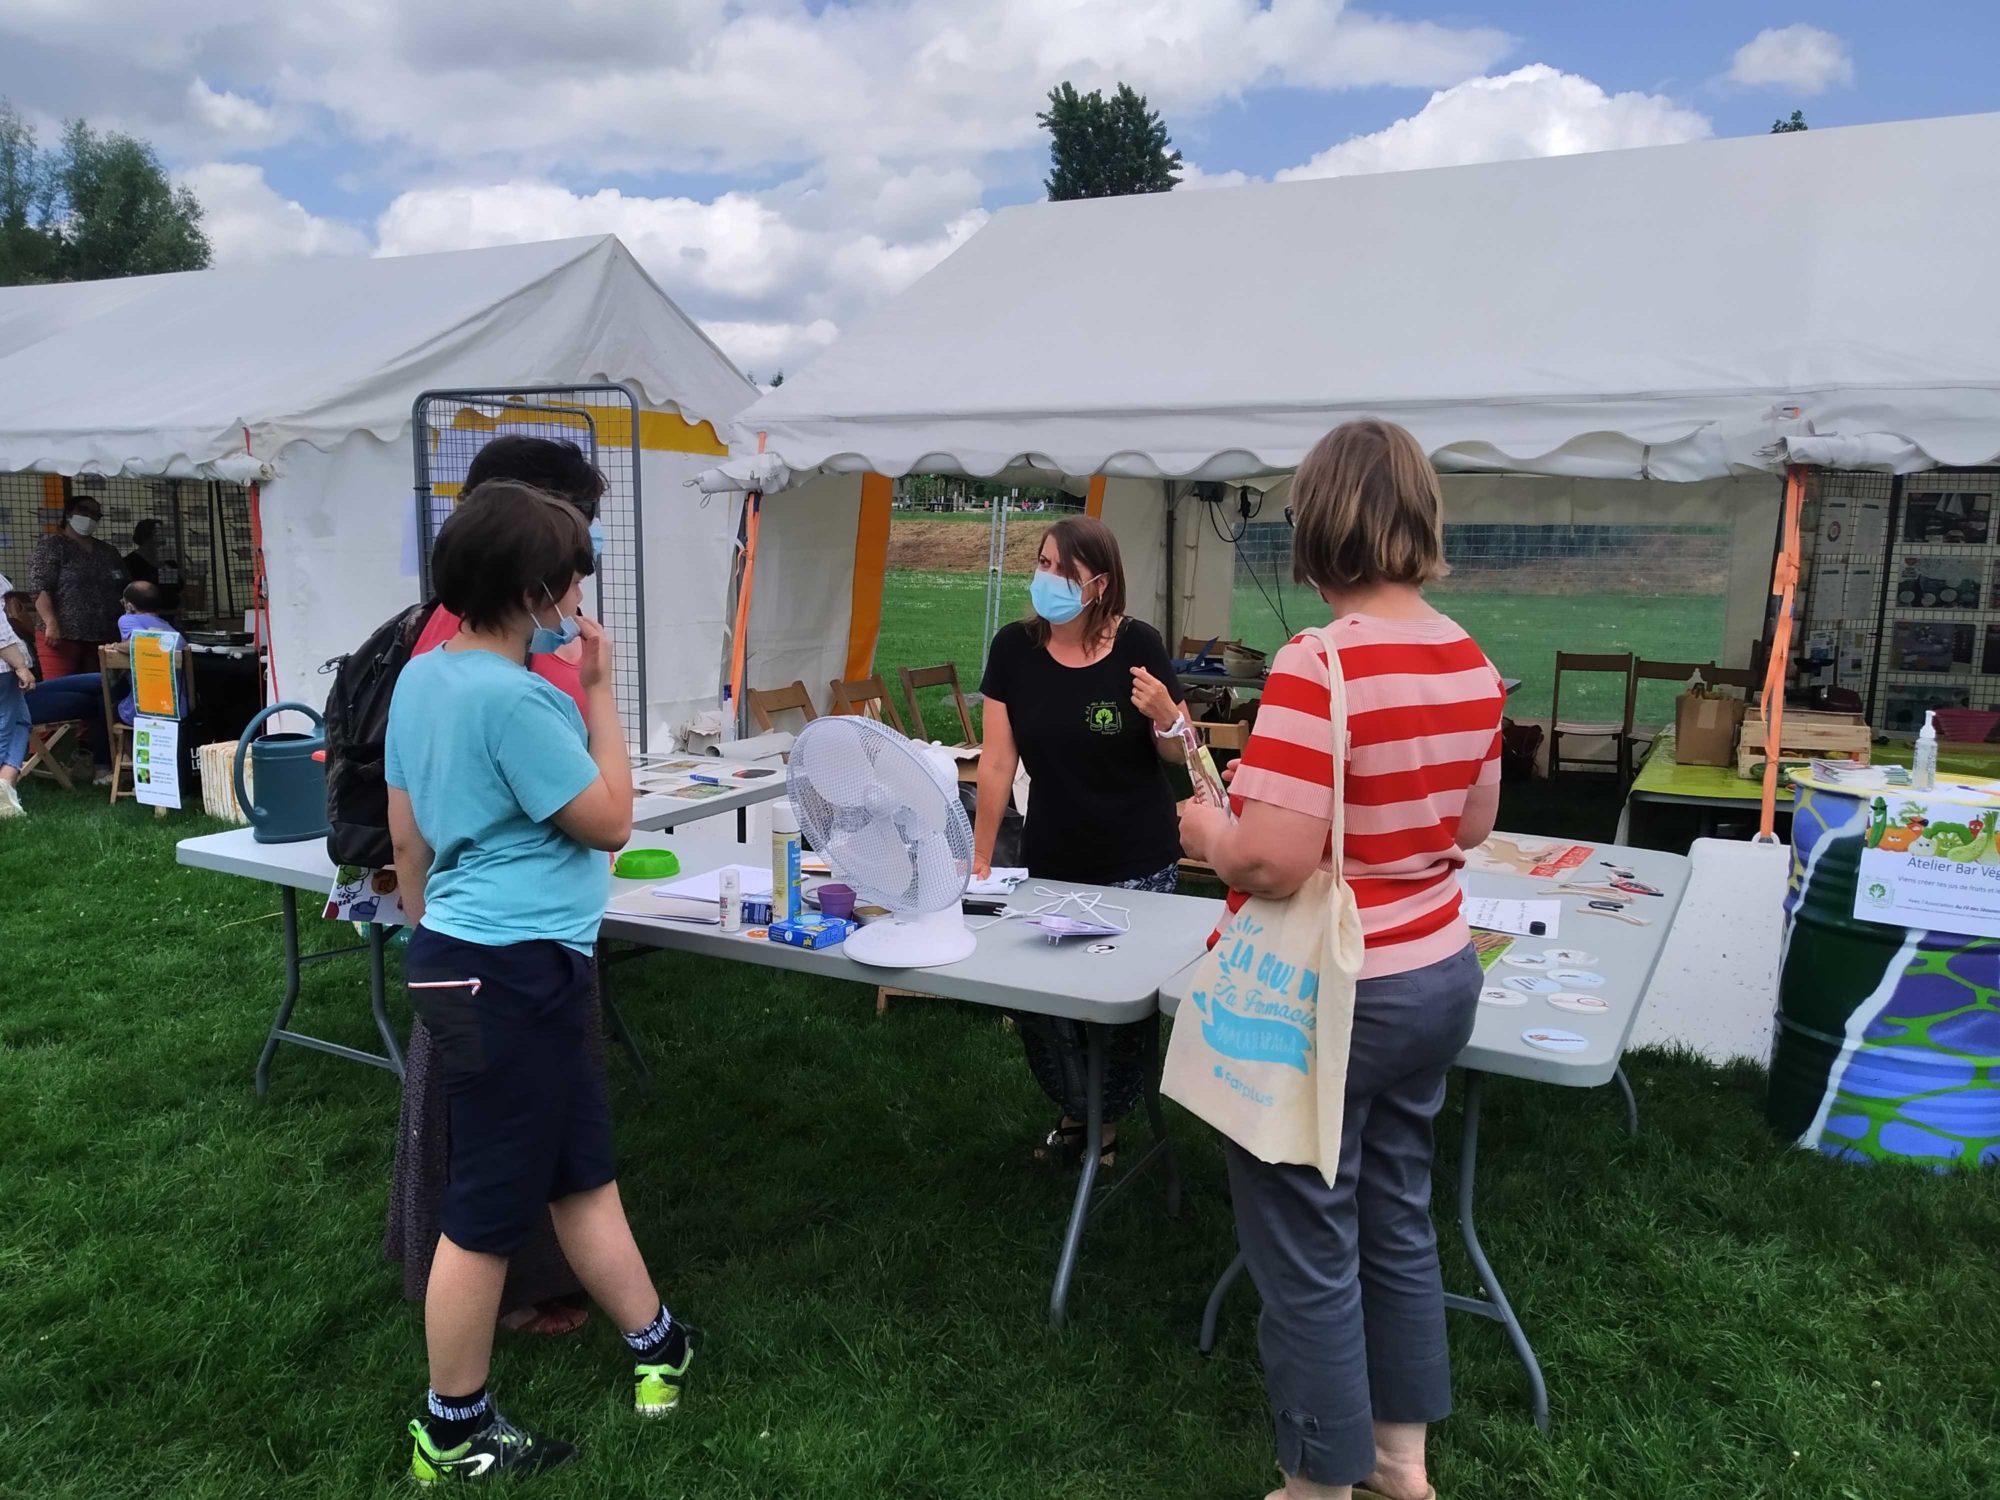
[654,864,774,902]
[1462,897,1562,939]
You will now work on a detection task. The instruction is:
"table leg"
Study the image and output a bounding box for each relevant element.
[254,887,304,1096]
[1614,797,1633,846]
[1441,1071,1550,1431]
[1197,1251,1248,1355]
[368,925,404,1079]
[1048,1022,1106,1328]
[1138,1013,1183,1219]
[1613,1064,1639,1137]
[596,943,652,1085]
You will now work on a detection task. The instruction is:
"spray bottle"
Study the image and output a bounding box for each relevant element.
[1913,709,1938,792]
[771,800,803,924]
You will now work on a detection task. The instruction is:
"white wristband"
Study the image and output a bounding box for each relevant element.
[1154,713,1186,740]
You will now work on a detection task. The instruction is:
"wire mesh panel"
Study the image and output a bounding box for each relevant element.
[412,386,647,750]
[1796,468,1896,718]
[1843,468,2000,734]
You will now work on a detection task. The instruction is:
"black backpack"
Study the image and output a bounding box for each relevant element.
[321,600,439,868]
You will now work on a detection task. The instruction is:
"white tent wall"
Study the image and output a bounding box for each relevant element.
[636,445,743,742]
[745,472,863,712]
[1097,479,1236,646]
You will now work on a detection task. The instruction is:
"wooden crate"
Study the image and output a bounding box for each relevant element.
[1737,710,1870,779]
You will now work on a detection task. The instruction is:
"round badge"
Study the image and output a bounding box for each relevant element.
[1086,942,1118,955]
[1501,953,1552,970]
[1480,986,1527,1007]
[1547,991,1610,1015]
[1549,969,1606,988]
[1523,1027,1590,1053]
[1545,947,1597,966]
[1505,974,1563,994]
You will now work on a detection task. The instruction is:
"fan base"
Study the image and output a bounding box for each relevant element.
[844,905,978,969]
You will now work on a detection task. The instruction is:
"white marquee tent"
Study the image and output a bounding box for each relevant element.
[0,235,761,732]
[709,112,2000,662]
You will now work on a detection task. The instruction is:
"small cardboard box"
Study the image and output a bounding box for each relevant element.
[1673,690,1746,767]
[767,915,857,950]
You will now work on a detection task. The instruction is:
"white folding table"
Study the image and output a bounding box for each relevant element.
[1162,835,1689,1430]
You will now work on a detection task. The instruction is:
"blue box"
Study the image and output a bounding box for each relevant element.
[767,915,857,950]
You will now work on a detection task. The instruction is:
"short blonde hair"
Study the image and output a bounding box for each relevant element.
[1289,419,1449,590]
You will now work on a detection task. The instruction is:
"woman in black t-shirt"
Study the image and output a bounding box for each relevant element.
[975,515,1189,1167]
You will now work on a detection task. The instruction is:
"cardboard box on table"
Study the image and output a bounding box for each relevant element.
[1673,690,1746,767]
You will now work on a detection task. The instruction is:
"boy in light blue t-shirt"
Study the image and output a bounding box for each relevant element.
[384,480,691,1482]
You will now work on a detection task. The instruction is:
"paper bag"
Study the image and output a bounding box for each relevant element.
[1674,687,1745,766]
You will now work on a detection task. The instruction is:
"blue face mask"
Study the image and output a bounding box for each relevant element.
[529,588,579,655]
[588,520,604,561]
[1030,569,1092,625]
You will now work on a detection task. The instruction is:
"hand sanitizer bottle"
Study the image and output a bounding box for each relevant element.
[1913,709,1938,792]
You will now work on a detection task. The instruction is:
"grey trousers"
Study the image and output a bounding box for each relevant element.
[1224,943,1481,1486]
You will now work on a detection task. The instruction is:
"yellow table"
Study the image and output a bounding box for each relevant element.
[1617,731,2000,845]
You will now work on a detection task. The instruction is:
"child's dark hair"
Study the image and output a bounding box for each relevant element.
[123,580,163,612]
[433,481,594,632]
[463,436,606,522]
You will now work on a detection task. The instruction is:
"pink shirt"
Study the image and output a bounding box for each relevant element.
[412,605,589,721]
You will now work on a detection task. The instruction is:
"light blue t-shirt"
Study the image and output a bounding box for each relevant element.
[384,647,607,952]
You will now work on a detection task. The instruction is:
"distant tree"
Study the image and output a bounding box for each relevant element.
[770,371,784,387]
[0,99,209,285]
[1771,110,1810,134]
[1038,81,1182,201]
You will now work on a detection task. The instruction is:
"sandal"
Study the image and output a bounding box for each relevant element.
[499,1299,589,1337]
[1031,1119,1118,1169]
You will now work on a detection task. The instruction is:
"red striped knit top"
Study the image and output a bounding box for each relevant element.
[1219,614,1505,980]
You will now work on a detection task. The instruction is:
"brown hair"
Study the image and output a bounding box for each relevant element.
[1026,515,1127,650]
[432,480,594,632]
[1289,419,1449,591]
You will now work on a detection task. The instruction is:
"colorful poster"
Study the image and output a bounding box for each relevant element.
[132,715,181,810]
[1890,621,1974,672]
[1856,791,2000,940]
[324,865,407,926]
[129,629,182,719]
[1462,837,1594,880]
[1903,491,1992,545]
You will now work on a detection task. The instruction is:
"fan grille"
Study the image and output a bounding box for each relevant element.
[786,718,973,912]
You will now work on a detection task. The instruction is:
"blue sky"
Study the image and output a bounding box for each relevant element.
[1,3,1993,374]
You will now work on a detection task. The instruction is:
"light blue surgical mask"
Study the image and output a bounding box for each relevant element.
[1030,568,1094,625]
[588,520,603,561]
[529,587,579,655]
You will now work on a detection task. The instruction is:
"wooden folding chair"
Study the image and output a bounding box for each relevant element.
[22,721,79,789]
[1626,658,1716,770]
[746,680,819,735]
[1549,651,1635,780]
[829,674,907,734]
[1706,664,1758,693]
[899,663,976,745]
[99,643,193,810]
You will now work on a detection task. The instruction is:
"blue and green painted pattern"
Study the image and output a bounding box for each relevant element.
[1771,784,2000,1169]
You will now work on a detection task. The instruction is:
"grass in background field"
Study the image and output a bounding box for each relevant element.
[4,798,1999,1497]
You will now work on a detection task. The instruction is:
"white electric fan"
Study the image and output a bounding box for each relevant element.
[785,716,976,968]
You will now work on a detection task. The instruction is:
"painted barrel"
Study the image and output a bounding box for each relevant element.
[1771,781,2000,1167]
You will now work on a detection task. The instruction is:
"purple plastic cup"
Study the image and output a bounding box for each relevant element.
[817,883,856,920]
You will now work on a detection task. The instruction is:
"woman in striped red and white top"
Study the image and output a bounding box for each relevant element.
[1179,420,1504,1500]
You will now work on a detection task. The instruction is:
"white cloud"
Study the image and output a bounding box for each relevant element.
[184,79,290,148]
[1277,64,1711,180]
[178,163,371,263]
[1178,162,1257,191]
[1727,24,1854,95]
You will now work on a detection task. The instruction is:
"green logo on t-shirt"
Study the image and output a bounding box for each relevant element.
[1085,701,1122,735]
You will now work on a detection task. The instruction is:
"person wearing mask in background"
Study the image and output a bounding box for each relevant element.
[113,581,180,726]
[123,518,183,611]
[973,515,1191,1168]
[30,494,126,685]
[388,480,691,1480]
[1178,420,1505,1500]
[1,585,111,787]
[386,434,609,1341]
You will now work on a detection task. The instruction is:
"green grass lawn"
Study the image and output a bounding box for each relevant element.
[875,570,1725,734]
[5,797,2000,1497]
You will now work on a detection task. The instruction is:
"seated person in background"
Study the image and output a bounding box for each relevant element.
[3,584,112,786]
[114,580,180,725]
[123,519,182,611]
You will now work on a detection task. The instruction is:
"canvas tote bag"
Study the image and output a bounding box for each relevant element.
[1161,625,1365,1185]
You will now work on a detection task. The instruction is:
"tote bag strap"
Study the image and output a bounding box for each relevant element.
[1304,624,1354,908]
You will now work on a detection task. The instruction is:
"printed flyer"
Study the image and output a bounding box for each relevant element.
[1856,792,2000,940]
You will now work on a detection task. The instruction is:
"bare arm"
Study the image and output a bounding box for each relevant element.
[35,590,59,642]
[1457,781,1500,851]
[1,640,31,689]
[387,786,433,928]
[1183,797,1330,901]
[1129,665,1188,762]
[549,616,634,852]
[972,698,1019,878]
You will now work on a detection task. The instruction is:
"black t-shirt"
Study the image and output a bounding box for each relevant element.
[979,618,1183,883]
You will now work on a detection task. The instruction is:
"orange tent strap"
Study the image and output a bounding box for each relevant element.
[1758,466,1808,838]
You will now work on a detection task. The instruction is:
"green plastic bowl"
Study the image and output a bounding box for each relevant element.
[614,848,681,880]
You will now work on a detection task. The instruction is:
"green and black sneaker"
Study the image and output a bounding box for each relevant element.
[408,1405,578,1483]
[633,1331,694,1419]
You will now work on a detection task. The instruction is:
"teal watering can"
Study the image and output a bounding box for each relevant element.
[234,702,331,844]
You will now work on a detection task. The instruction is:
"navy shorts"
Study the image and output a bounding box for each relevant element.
[405,927,616,1257]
